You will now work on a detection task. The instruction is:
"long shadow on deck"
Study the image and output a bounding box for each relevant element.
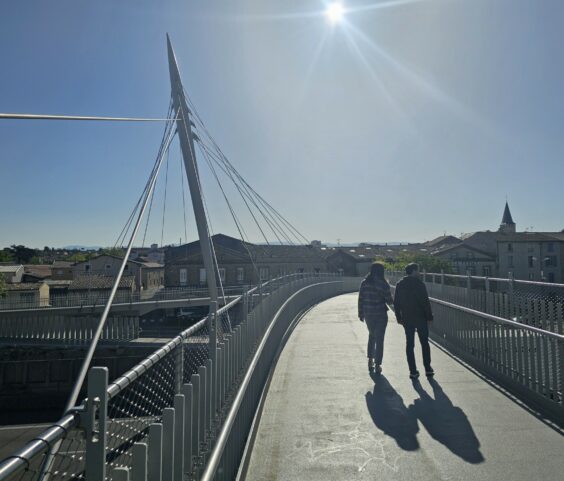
[409,378,485,464]
[365,375,419,451]
[366,375,484,464]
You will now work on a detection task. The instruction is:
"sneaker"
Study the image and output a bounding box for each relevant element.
[375,365,383,374]
[368,358,375,373]
[425,369,435,377]
[409,371,420,380]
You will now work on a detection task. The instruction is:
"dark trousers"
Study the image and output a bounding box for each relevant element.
[366,317,388,365]
[404,323,432,373]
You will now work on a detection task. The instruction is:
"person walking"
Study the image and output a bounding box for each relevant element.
[358,262,394,374]
[393,263,434,379]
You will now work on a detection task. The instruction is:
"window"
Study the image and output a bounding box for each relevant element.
[529,273,535,281]
[314,268,320,276]
[482,266,491,276]
[124,264,129,271]
[337,268,344,276]
[508,256,514,268]
[85,264,91,272]
[548,272,555,283]
[199,268,207,284]
[179,268,187,286]
[218,268,226,282]
[528,256,534,268]
[259,267,269,281]
[547,242,555,253]
[545,256,558,267]
[507,243,513,253]
[20,292,34,303]
[237,267,244,282]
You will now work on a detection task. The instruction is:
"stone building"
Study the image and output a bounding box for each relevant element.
[72,255,164,291]
[0,282,50,308]
[164,234,328,287]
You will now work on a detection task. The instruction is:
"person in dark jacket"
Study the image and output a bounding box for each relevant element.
[393,263,434,379]
[358,262,394,374]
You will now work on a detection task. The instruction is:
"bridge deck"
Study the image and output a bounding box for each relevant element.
[244,293,564,481]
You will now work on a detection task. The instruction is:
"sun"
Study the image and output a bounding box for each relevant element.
[326,2,345,25]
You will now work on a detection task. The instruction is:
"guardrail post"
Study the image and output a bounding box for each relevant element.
[209,301,218,366]
[508,272,516,318]
[132,443,148,481]
[206,358,213,433]
[162,408,175,481]
[191,374,200,460]
[181,383,193,475]
[175,343,184,394]
[198,365,207,450]
[173,395,184,481]
[85,367,108,481]
[466,271,471,305]
[148,423,163,481]
[440,270,445,296]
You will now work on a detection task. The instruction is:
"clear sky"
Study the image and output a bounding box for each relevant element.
[1,0,563,248]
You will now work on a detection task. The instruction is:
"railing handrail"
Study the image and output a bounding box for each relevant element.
[0,272,336,480]
[429,296,564,341]
[387,270,564,289]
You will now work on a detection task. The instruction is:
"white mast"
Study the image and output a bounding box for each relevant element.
[166,35,219,310]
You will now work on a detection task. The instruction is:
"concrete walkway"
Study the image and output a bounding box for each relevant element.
[244,293,564,481]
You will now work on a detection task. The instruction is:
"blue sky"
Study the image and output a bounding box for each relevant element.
[1,0,563,248]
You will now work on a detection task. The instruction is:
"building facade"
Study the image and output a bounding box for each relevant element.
[165,234,328,287]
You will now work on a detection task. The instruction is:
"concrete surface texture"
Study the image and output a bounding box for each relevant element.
[244,293,564,481]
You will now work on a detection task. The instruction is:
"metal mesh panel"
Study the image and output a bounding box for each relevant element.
[105,349,178,473]
[388,271,564,334]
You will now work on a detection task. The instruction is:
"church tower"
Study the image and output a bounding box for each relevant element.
[499,201,516,234]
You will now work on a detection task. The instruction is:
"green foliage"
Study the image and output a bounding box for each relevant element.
[0,275,5,297]
[8,245,36,264]
[68,252,90,263]
[100,247,125,258]
[0,249,13,262]
[382,252,453,274]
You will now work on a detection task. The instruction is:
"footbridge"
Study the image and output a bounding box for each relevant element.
[0,273,563,481]
[1,35,562,481]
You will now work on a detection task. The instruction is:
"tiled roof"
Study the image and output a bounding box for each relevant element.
[53,261,74,268]
[424,235,461,247]
[69,275,135,290]
[0,265,23,273]
[4,282,45,291]
[140,262,164,269]
[496,232,564,242]
[24,265,52,278]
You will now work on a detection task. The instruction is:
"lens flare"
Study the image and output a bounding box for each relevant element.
[326,2,345,25]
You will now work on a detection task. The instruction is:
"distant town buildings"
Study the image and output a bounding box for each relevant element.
[1,201,563,310]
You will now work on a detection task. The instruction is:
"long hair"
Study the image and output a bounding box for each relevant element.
[366,262,386,283]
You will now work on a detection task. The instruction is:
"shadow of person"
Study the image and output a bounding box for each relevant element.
[409,378,485,464]
[365,375,419,451]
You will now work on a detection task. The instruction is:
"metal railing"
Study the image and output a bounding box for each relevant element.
[0,273,360,481]
[387,271,564,334]
[0,286,248,311]
[389,278,564,420]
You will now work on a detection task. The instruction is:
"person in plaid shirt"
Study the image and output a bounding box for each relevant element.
[358,262,394,374]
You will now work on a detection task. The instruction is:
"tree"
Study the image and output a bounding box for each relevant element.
[0,249,13,262]
[382,252,453,274]
[0,274,6,297]
[8,245,37,264]
[100,247,125,258]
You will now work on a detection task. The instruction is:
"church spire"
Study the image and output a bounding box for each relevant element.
[499,201,516,233]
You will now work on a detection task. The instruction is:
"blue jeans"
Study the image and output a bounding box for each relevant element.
[404,323,432,373]
[366,317,388,365]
